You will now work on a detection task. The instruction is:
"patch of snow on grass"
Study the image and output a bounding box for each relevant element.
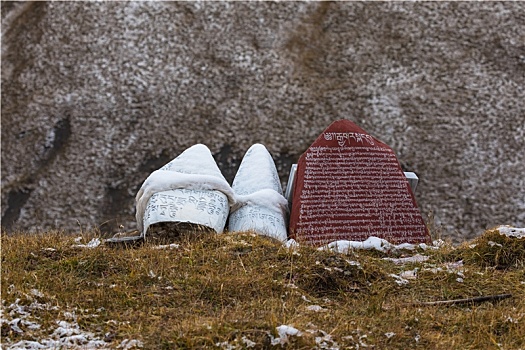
[488,241,503,247]
[383,254,429,265]
[389,273,410,285]
[319,236,437,254]
[307,305,328,312]
[152,243,180,249]
[1,290,143,349]
[497,226,525,238]
[117,339,144,349]
[271,325,302,346]
[285,239,299,249]
[399,269,418,280]
[72,238,101,249]
[241,336,256,348]
[314,330,339,350]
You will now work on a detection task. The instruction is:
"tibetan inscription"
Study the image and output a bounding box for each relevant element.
[289,119,430,245]
[144,188,229,235]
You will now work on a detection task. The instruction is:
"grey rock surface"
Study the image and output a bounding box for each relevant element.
[2,1,524,241]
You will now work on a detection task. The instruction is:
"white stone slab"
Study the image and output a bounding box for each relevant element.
[284,164,297,205]
[403,172,419,193]
[228,144,288,241]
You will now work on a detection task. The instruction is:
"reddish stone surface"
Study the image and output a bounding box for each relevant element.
[289,120,430,245]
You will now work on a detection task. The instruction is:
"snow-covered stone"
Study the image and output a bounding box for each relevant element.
[229,144,288,241]
[136,144,234,236]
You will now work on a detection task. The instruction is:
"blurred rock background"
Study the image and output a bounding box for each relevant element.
[2,1,524,241]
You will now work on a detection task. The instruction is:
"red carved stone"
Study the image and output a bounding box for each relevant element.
[289,120,430,245]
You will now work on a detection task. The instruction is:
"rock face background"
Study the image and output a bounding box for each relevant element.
[2,2,524,241]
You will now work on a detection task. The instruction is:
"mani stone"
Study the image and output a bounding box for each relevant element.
[228,144,288,241]
[136,144,232,240]
[288,119,431,246]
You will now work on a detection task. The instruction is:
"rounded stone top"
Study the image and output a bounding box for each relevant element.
[232,143,283,196]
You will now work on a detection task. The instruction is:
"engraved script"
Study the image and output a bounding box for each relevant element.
[144,189,229,232]
[290,120,430,245]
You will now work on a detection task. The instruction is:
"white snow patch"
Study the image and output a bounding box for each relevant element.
[424,260,465,282]
[488,241,503,247]
[2,296,109,349]
[117,339,144,349]
[383,254,429,265]
[322,237,392,253]
[215,341,236,350]
[313,330,339,350]
[271,325,302,346]
[497,226,525,238]
[72,238,101,249]
[389,273,410,285]
[385,332,396,339]
[307,305,328,312]
[152,243,180,249]
[241,336,257,348]
[30,289,44,298]
[234,189,289,217]
[319,236,437,254]
[432,239,447,248]
[285,239,298,249]
[399,269,418,280]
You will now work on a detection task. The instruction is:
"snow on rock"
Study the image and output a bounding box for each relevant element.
[159,144,228,178]
[230,144,283,196]
[135,144,235,234]
[229,144,289,242]
[234,189,289,217]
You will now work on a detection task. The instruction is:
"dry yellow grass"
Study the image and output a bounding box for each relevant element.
[1,228,524,349]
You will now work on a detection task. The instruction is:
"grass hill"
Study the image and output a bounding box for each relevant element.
[1,228,524,349]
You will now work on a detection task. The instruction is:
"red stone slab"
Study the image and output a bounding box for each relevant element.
[289,120,430,245]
